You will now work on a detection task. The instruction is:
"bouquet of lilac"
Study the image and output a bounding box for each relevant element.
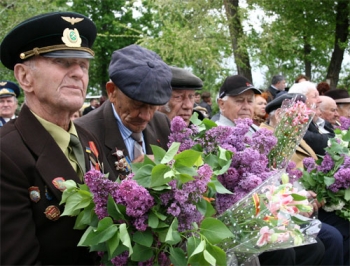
[60,139,235,266]
[300,126,350,221]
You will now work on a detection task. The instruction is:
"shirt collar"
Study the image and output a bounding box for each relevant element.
[111,103,132,141]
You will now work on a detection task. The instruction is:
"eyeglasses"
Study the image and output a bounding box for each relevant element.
[172,94,195,102]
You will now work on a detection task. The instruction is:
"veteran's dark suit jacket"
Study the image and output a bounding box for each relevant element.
[0,105,110,265]
[303,121,335,156]
[74,100,171,179]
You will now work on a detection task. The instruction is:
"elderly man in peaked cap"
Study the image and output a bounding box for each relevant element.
[0,81,20,126]
[159,66,203,125]
[75,44,172,180]
[0,12,111,265]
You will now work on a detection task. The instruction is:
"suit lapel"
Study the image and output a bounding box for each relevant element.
[15,105,84,201]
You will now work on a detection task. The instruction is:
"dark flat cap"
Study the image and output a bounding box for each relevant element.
[324,89,350,103]
[219,75,261,98]
[265,93,306,114]
[170,66,202,90]
[1,12,97,70]
[0,81,20,98]
[109,44,172,105]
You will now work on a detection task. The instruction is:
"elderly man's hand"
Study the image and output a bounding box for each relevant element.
[132,154,155,163]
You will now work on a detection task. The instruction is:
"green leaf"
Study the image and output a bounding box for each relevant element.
[344,188,350,201]
[80,218,119,246]
[133,230,153,247]
[177,173,195,184]
[209,179,233,194]
[150,164,172,187]
[213,159,232,175]
[148,211,159,228]
[169,247,187,266]
[107,195,126,221]
[200,217,234,244]
[197,198,216,217]
[161,142,180,164]
[106,232,120,260]
[174,149,203,168]
[205,243,227,266]
[61,191,91,216]
[291,193,307,201]
[203,249,216,265]
[189,239,206,258]
[151,144,167,164]
[165,218,181,245]
[74,203,95,229]
[175,165,198,176]
[133,164,153,188]
[143,154,156,166]
[187,236,201,256]
[324,176,335,187]
[119,223,133,255]
[130,243,154,262]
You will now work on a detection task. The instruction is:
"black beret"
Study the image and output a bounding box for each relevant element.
[0,11,97,70]
[109,44,172,105]
[219,75,261,98]
[170,66,203,90]
[265,93,306,114]
[324,89,350,103]
[0,81,20,98]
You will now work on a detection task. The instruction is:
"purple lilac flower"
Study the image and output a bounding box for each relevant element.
[328,168,350,192]
[177,202,203,231]
[238,174,263,192]
[303,157,317,172]
[113,179,154,218]
[317,154,334,173]
[286,161,303,182]
[339,116,350,130]
[158,252,170,266]
[133,215,148,231]
[341,155,350,169]
[111,251,129,266]
[167,202,181,216]
[217,167,240,191]
[84,168,120,220]
[251,128,277,155]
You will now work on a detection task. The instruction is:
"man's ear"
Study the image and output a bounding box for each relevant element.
[14,63,34,93]
[106,81,118,101]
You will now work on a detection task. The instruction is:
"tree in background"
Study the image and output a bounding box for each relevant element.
[246,0,350,88]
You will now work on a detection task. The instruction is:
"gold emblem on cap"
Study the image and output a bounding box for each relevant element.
[0,82,7,86]
[62,28,82,47]
[61,16,83,48]
[61,16,84,25]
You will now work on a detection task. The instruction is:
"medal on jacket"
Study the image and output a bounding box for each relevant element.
[112,148,131,178]
[28,186,40,203]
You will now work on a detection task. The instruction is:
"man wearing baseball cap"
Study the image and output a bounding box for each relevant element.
[159,66,204,125]
[75,44,172,180]
[0,81,20,126]
[216,75,261,133]
[0,12,109,265]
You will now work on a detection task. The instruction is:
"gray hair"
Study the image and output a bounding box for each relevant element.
[288,81,317,96]
[271,75,285,85]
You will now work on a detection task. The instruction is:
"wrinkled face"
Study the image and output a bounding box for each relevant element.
[159,89,195,125]
[253,95,267,118]
[109,85,158,133]
[305,88,321,108]
[218,90,255,122]
[24,56,90,113]
[0,96,17,118]
[337,103,350,118]
[320,101,339,125]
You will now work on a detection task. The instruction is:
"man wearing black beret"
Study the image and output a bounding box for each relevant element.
[0,12,110,265]
[159,66,204,125]
[0,81,20,126]
[75,44,172,180]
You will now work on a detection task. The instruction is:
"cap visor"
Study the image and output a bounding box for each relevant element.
[42,50,94,59]
[226,86,261,96]
[335,98,350,103]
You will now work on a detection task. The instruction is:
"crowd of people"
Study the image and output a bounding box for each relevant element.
[0,11,349,266]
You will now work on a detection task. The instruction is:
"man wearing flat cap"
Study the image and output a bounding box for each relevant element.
[0,81,20,126]
[75,44,172,180]
[0,12,110,265]
[216,75,261,134]
[159,66,204,125]
[325,89,350,119]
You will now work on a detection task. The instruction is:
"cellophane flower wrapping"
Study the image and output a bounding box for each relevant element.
[217,170,321,265]
[268,96,315,169]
